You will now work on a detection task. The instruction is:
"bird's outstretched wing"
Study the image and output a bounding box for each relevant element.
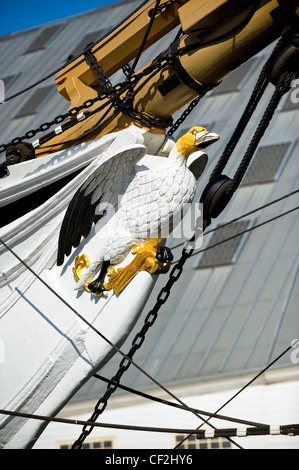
[57,144,147,265]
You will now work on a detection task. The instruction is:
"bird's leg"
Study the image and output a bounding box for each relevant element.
[87,260,110,294]
[156,246,173,263]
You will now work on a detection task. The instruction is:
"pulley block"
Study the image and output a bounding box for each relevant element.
[200,174,233,228]
[266,30,299,85]
[5,142,35,165]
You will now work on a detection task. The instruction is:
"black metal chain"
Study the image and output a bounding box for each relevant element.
[84,46,122,106]
[0,94,107,154]
[0,50,177,155]
[168,95,204,136]
[0,0,206,154]
[84,45,174,129]
[72,24,299,449]
[71,216,202,449]
[0,0,207,154]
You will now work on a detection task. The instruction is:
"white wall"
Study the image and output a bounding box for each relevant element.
[33,375,299,449]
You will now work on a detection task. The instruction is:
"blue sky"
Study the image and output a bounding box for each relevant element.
[0,0,123,35]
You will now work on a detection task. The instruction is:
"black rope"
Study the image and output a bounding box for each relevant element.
[2,0,151,103]
[0,407,298,439]
[94,374,268,428]
[1,203,297,449]
[210,29,284,181]
[227,69,296,194]
[174,339,299,448]
[209,66,269,181]
[171,188,299,251]
[209,26,299,198]
[0,341,297,443]
[71,215,237,449]
[172,205,299,264]
[126,0,162,79]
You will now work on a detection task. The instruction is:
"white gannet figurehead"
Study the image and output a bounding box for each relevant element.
[57,126,219,294]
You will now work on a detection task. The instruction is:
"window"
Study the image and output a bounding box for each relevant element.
[68,30,105,59]
[241,142,292,186]
[280,91,299,111]
[58,437,114,449]
[24,25,63,53]
[196,221,250,269]
[211,58,258,95]
[175,434,233,449]
[14,85,54,118]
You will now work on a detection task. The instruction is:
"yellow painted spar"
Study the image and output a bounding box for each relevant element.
[35,0,299,156]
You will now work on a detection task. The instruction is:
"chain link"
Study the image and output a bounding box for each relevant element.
[84,46,121,106]
[149,0,177,17]
[0,1,203,153]
[0,50,177,154]
[168,95,204,136]
[0,93,108,153]
[72,212,203,449]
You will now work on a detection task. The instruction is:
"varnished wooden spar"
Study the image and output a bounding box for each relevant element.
[34,0,299,157]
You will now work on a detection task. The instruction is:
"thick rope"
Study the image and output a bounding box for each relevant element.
[227,69,297,194]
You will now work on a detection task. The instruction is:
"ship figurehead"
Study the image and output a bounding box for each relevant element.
[57,126,219,297]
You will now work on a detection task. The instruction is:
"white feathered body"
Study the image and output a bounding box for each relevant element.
[58,125,220,289]
[77,150,196,287]
[108,152,196,262]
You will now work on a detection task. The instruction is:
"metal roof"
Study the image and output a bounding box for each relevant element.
[0,1,298,402]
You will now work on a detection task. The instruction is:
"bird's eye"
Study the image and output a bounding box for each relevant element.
[191,130,197,135]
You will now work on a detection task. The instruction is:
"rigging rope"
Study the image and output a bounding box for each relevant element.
[1,0,152,103]
[175,339,299,448]
[204,25,299,217]
[0,407,298,439]
[172,205,299,264]
[227,70,297,194]
[171,188,299,251]
[70,211,244,449]
[93,374,268,428]
[0,340,298,442]
[72,25,299,447]
[70,204,299,448]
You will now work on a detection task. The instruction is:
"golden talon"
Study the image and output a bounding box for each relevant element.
[72,254,90,282]
[72,242,170,296]
[103,241,170,295]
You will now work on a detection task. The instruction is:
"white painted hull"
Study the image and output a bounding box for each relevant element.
[0,133,117,208]
[0,254,157,449]
[0,127,170,448]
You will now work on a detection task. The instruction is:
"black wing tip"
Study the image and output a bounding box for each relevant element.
[57,253,64,266]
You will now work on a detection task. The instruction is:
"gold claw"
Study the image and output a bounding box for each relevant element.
[103,241,170,294]
[72,254,90,282]
[72,241,170,296]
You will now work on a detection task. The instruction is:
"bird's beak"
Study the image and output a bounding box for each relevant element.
[195,130,219,149]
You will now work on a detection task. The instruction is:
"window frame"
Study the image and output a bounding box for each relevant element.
[193,219,253,269]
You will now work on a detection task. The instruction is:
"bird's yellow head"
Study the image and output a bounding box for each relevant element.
[176,126,219,157]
